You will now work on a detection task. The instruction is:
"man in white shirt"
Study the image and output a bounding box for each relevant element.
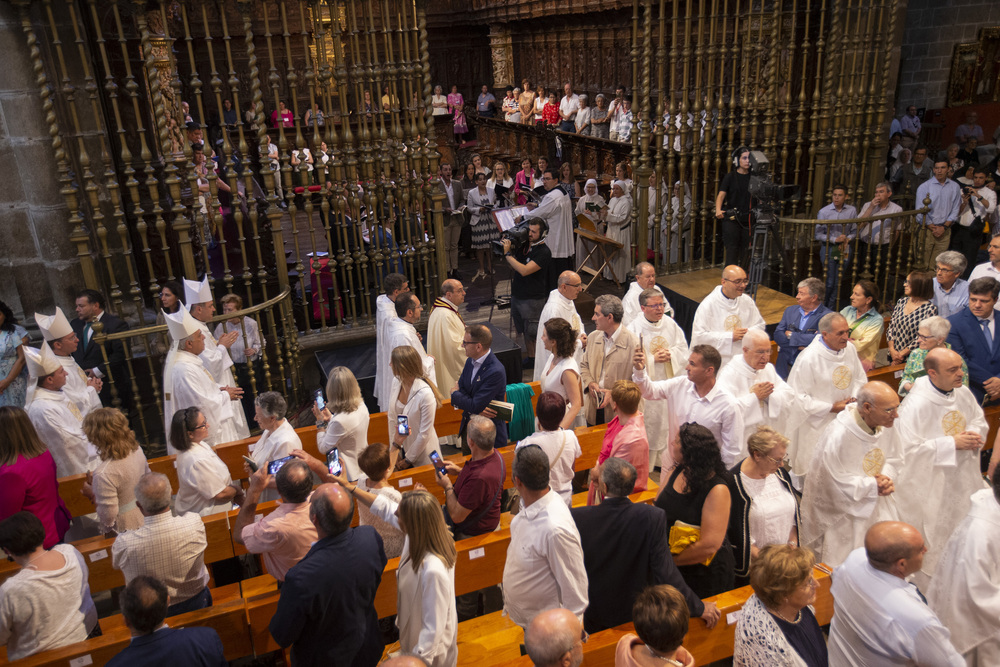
[534,271,587,382]
[518,168,574,273]
[621,261,673,327]
[375,273,409,411]
[380,292,435,388]
[691,265,765,368]
[968,235,1000,283]
[607,85,627,141]
[557,83,579,134]
[856,181,903,278]
[632,343,744,467]
[427,279,467,397]
[503,444,589,629]
[953,167,997,278]
[27,307,102,416]
[828,521,965,667]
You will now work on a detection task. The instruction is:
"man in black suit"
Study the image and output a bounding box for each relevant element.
[570,458,721,634]
[106,575,227,667]
[71,289,132,410]
[270,484,386,666]
[451,323,509,453]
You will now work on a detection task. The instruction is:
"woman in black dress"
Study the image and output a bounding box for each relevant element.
[655,422,735,598]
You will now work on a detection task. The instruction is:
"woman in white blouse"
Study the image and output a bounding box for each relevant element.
[539,318,585,430]
[169,407,244,516]
[315,366,369,481]
[431,85,449,116]
[389,346,443,470]
[728,426,800,587]
[486,160,514,207]
[82,408,150,535]
[515,392,581,505]
[603,179,633,281]
[247,391,301,503]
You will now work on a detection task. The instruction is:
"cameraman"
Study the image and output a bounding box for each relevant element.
[503,218,551,367]
[715,146,752,267]
[954,167,997,278]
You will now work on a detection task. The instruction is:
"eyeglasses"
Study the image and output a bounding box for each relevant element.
[764,453,789,466]
[566,282,583,289]
[461,340,479,346]
[642,302,666,309]
[935,266,957,274]
[799,576,819,590]
[724,278,750,286]
[916,332,933,340]
[193,421,209,431]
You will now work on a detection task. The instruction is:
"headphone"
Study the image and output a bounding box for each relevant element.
[732,146,749,168]
[526,217,548,239]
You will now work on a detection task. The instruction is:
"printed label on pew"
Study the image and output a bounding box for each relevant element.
[398,478,413,488]
[727,611,742,625]
[89,549,108,563]
[69,655,93,667]
[469,547,486,560]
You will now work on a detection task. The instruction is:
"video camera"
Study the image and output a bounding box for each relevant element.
[492,219,532,256]
[747,151,800,210]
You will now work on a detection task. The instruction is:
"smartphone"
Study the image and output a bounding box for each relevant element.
[314,388,326,412]
[242,455,258,473]
[326,448,342,476]
[267,455,294,475]
[429,450,448,477]
[397,415,410,436]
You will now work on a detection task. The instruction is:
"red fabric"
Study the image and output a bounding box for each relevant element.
[542,103,561,126]
[0,452,71,548]
[452,451,504,535]
[588,414,649,505]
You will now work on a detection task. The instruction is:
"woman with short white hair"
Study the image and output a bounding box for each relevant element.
[898,315,968,396]
[246,391,301,503]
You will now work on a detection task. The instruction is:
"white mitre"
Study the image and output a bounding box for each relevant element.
[164,307,201,343]
[35,307,73,342]
[183,276,213,306]
[24,341,62,377]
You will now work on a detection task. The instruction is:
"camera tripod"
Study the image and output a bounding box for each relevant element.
[747,208,778,300]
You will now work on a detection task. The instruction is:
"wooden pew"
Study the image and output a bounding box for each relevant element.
[865,362,906,393]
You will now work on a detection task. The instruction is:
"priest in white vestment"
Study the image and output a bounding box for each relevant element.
[891,348,988,587]
[928,479,1000,666]
[427,279,466,394]
[800,381,902,568]
[691,265,765,367]
[183,277,250,440]
[379,292,435,394]
[26,307,102,416]
[626,287,688,467]
[621,261,674,327]
[162,307,244,452]
[23,342,98,477]
[533,271,587,382]
[375,273,410,411]
[786,312,866,476]
[523,173,573,271]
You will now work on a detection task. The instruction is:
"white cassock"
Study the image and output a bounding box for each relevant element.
[621,282,673,328]
[690,286,765,367]
[382,317,435,382]
[249,419,302,504]
[799,406,901,568]
[603,195,632,281]
[26,387,98,478]
[927,488,1000,665]
[375,294,397,411]
[534,187,573,259]
[194,320,250,440]
[891,376,988,585]
[533,290,584,383]
[24,355,102,417]
[785,336,866,476]
[427,299,465,395]
[627,315,688,465]
[164,350,241,453]
[632,367,744,467]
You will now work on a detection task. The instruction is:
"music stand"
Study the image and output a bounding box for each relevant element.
[574,218,625,290]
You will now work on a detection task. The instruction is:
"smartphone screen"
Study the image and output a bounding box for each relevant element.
[326,448,342,476]
[397,415,410,436]
[429,450,447,476]
[314,388,326,411]
[268,455,294,475]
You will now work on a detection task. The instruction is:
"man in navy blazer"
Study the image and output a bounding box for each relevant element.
[774,277,832,379]
[570,458,720,634]
[451,323,509,453]
[947,276,1000,403]
[106,576,226,667]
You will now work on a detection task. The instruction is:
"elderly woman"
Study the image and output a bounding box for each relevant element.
[539,318,585,430]
[734,545,828,667]
[389,345,443,470]
[170,407,244,516]
[502,87,520,122]
[247,391,301,503]
[886,270,937,365]
[574,95,592,135]
[431,85,449,116]
[587,380,649,505]
[840,279,883,370]
[516,392,582,505]
[0,512,98,660]
[728,426,800,587]
[315,366,369,481]
[604,179,633,281]
[898,315,969,396]
[589,94,611,139]
[615,584,696,667]
[82,408,150,535]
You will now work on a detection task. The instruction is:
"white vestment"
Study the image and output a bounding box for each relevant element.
[249,419,302,503]
[26,387,98,478]
[163,350,239,453]
[533,290,584,383]
[194,320,250,440]
[627,315,688,462]
[375,294,397,411]
[690,286,765,367]
[381,317,435,390]
[25,355,102,417]
[799,406,901,568]
[927,488,1000,663]
[891,376,988,585]
[427,300,465,395]
[785,336,866,476]
[621,282,673,328]
[534,188,573,259]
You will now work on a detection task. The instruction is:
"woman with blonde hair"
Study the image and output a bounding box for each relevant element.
[487,160,513,207]
[82,408,150,534]
[587,380,649,505]
[389,345,444,470]
[315,366,369,481]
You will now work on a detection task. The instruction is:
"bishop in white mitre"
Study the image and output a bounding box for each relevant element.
[26,307,102,417]
[891,348,988,587]
[690,265,765,368]
[621,261,674,328]
[24,342,98,477]
[800,381,902,568]
[162,307,244,453]
[427,279,467,395]
[927,480,1000,666]
[380,292,435,393]
[786,313,866,477]
[533,271,586,383]
[376,274,409,411]
[183,277,250,439]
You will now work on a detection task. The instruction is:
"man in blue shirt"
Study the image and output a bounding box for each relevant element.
[915,161,962,268]
[815,185,858,309]
[477,85,497,118]
[774,276,832,379]
[932,250,969,319]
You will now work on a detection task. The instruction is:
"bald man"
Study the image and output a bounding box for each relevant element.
[800,381,901,568]
[269,484,387,666]
[534,271,588,382]
[427,279,467,395]
[829,521,964,666]
[524,608,585,667]
[892,347,988,587]
[690,265,765,368]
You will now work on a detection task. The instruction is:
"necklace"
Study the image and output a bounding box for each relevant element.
[23,552,47,570]
[645,645,684,665]
[771,608,802,624]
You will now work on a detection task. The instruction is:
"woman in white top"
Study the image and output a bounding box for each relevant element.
[533,85,547,124]
[575,94,592,135]
[515,391,581,505]
[355,442,406,558]
[247,391,301,503]
[315,366,370,481]
[82,408,150,534]
[539,318,585,429]
[604,179,634,281]
[169,408,244,516]
[431,85,449,116]
[389,345,443,470]
[487,160,514,208]
[0,512,98,660]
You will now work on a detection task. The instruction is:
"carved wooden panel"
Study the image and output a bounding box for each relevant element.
[427,25,493,100]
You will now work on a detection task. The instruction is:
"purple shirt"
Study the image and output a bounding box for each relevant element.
[453,451,504,536]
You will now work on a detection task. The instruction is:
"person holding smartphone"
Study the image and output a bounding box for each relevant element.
[314,366,369,481]
[246,392,301,504]
[169,408,243,516]
[388,346,443,470]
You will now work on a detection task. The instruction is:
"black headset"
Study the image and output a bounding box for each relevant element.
[732,146,750,168]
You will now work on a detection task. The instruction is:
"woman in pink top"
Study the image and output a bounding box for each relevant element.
[587,380,649,505]
[0,407,71,549]
[514,157,538,205]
